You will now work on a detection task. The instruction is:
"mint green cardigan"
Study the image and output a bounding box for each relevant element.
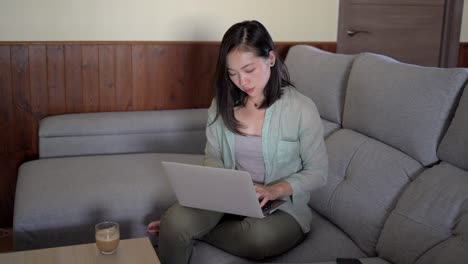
[203,87,328,233]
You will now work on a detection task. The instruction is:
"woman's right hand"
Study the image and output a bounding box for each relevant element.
[147,220,161,235]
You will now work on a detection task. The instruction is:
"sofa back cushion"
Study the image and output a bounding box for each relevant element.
[438,85,468,171]
[310,129,423,256]
[285,45,355,125]
[39,109,207,158]
[343,53,467,166]
[377,162,468,264]
[373,64,468,263]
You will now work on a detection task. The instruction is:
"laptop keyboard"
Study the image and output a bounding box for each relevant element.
[261,201,272,214]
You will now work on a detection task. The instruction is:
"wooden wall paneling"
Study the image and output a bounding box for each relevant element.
[184,43,218,108]
[47,45,66,115]
[277,43,295,59]
[131,45,147,111]
[458,43,468,67]
[145,45,163,110]
[115,45,133,111]
[81,45,99,112]
[158,44,217,110]
[29,45,48,154]
[180,43,214,109]
[29,45,48,119]
[132,45,161,110]
[98,45,116,112]
[0,46,14,227]
[10,46,33,153]
[176,44,194,109]
[64,45,83,113]
[178,45,194,108]
[0,46,12,156]
[155,45,190,109]
[0,160,14,228]
[199,44,219,107]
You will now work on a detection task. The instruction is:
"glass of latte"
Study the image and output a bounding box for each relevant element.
[95,221,120,254]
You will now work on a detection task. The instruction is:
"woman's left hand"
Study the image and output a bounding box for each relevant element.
[255,181,292,207]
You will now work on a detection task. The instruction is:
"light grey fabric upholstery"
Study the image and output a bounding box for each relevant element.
[14,153,203,250]
[376,73,468,264]
[377,162,468,264]
[438,84,468,171]
[310,129,423,255]
[322,119,340,138]
[285,45,355,124]
[40,131,206,158]
[190,210,366,264]
[343,53,467,166]
[39,109,207,158]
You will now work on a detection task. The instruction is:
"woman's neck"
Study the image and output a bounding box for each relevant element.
[248,95,264,108]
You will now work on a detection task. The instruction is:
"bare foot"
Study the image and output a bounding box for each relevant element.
[147,220,160,236]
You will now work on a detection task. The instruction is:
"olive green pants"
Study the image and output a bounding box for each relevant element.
[158,203,305,264]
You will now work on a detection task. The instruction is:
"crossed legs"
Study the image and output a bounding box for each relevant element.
[156,203,305,264]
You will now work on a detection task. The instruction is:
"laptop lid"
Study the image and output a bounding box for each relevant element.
[161,161,285,218]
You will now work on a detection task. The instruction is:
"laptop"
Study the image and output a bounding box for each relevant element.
[161,161,286,218]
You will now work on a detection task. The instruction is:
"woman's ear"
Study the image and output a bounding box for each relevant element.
[269,51,276,67]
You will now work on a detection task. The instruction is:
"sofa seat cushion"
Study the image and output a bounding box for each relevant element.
[377,162,468,264]
[322,119,340,138]
[14,153,203,250]
[343,53,467,166]
[310,129,423,256]
[189,210,366,264]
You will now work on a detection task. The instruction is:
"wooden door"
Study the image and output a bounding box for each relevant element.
[337,0,463,67]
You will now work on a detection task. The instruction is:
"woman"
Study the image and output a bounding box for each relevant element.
[148,20,328,264]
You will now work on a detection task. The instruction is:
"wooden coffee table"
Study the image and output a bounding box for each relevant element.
[0,237,160,264]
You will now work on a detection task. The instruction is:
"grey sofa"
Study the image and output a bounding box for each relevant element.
[13,45,468,264]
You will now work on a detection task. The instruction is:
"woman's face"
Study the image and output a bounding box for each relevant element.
[226,48,275,100]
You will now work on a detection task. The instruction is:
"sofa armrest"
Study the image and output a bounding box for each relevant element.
[39,109,207,158]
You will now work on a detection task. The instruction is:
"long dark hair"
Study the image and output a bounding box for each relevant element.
[211,20,294,134]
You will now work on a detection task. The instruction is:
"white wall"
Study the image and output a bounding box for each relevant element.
[0,0,338,41]
[1,0,467,42]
